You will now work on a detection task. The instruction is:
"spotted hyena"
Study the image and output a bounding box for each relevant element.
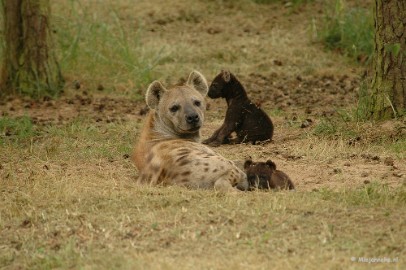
[244,159,295,190]
[132,70,248,192]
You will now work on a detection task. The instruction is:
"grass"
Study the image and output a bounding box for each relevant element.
[1,174,405,269]
[253,0,312,6]
[311,115,406,159]
[318,0,374,62]
[0,1,4,64]
[52,0,165,97]
[1,113,405,269]
[1,0,405,268]
[1,1,159,99]
[0,116,37,145]
[317,181,406,206]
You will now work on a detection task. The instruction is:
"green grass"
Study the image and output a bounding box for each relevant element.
[389,140,406,156]
[356,80,373,120]
[38,117,137,161]
[0,1,3,64]
[52,1,164,96]
[318,0,374,62]
[312,118,339,136]
[316,182,406,207]
[0,1,162,99]
[310,111,406,159]
[0,116,37,145]
[252,0,312,5]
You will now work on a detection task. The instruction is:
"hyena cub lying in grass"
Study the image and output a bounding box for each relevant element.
[203,70,274,147]
[132,71,248,192]
[244,159,295,190]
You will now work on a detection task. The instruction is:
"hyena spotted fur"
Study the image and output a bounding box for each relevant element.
[132,71,248,192]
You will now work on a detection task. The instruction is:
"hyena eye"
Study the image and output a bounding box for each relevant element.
[194,100,201,107]
[169,105,180,113]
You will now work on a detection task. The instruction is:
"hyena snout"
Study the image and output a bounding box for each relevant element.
[235,177,249,191]
[234,172,249,191]
[186,113,200,125]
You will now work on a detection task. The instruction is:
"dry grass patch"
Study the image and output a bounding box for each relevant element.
[1,173,405,269]
[1,117,405,269]
[1,0,405,269]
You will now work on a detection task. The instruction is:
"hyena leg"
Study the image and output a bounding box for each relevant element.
[214,179,239,192]
[203,124,225,144]
[214,171,242,192]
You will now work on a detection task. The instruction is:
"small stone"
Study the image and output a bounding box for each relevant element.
[273,59,283,66]
[300,119,313,128]
[384,157,394,166]
[73,80,81,90]
[361,172,369,177]
[20,219,31,228]
[139,107,149,116]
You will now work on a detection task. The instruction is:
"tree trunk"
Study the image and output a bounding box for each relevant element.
[370,0,405,119]
[0,0,64,98]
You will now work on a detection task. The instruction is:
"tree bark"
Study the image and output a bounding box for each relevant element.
[370,0,405,119]
[0,0,64,98]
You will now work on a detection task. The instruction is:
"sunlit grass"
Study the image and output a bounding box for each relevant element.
[52,0,165,97]
[0,0,405,269]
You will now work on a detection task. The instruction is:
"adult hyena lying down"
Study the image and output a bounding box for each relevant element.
[132,71,248,192]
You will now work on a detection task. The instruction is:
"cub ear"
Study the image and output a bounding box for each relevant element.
[265,160,277,170]
[186,70,208,96]
[146,81,167,109]
[244,159,253,169]
[221,70,231,82]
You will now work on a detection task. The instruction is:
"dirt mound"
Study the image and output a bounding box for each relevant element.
[244,72,360,116]
[0,92,146,126]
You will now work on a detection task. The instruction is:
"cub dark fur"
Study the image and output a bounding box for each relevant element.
[244,159,295,190]
[203,70,274,147]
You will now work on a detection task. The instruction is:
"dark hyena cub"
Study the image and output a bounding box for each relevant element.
[244,159,295,190]
[203,70,274,147]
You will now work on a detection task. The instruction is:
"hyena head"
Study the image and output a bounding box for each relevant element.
[244,159,276,190]
[207,70,233,99]
[146,71,208,138]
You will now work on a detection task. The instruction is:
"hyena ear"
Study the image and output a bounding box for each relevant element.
[186,70,208,96]
[146,81,167,109]
[244,159,253,169]
[221,70,231,82]
[266,160,277,170]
